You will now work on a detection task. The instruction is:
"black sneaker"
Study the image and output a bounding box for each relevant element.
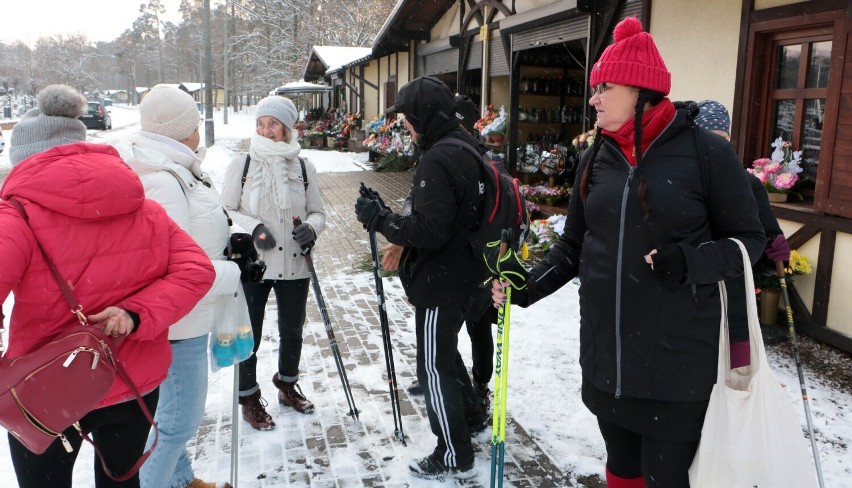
[409,451,474,480]
[407,379,423,396]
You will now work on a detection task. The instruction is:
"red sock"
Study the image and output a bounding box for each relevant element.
[606,467,646,487]
[730,340,750,369]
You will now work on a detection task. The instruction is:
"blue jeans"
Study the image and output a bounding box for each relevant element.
[140,335,209,488]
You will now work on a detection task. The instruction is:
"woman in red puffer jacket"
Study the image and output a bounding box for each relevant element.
[0,84,214,487]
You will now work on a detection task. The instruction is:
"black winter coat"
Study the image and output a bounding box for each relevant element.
[377,78,482,308]
[525,109,765,402]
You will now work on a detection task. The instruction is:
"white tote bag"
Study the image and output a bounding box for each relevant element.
[688,238,819,488]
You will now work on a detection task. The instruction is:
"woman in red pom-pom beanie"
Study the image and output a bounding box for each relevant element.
[490,17,765,487]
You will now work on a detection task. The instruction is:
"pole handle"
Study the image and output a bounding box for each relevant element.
[292,216,312,256]
[775,260,786,279]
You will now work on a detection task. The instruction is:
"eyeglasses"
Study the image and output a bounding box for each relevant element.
[591,83,613,96]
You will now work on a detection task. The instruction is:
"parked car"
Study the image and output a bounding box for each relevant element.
[102,98,113,106]
[79,100,112,130]
[0,127,5,154]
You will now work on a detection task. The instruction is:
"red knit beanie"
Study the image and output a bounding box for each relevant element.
[590,17,671,95]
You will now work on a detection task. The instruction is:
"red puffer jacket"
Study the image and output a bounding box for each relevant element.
[0,142,214,407]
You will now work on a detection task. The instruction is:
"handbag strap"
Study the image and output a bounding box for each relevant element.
[7,199,86,325]
[7,198,159,481]
[719,238,768,382]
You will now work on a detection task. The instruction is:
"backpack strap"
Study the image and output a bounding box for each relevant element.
[240,154,251,189]
[298,156,308,190]
[241,154,308,191]
[685,114,711,214]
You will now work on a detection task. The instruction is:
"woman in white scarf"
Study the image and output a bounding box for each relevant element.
[220,96,326,430]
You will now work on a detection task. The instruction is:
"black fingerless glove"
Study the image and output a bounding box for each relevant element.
[651,245,687,285]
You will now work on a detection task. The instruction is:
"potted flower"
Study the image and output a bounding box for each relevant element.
[747,137,803,202]
[754,250,813,325]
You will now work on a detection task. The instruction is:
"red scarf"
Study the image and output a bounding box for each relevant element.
[601,98,675,166]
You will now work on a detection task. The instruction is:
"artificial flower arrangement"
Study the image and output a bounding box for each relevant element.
[528,215,566,252]
[522,184,571,205]
[748,137,803,194]
[480,105,508,138]
[361,114,413,156]
[572,128,597,152]
[754,249,813,292]
[474,104,498,133]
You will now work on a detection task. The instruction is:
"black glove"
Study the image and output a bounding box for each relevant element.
[483,239,528,290]
[225,233,267,283]
[650,245,687,285]
[355,195,391,233]
[252,224,276,250]
[292,222,316,248]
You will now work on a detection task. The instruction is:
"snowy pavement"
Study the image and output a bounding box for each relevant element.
[1,105,850,487]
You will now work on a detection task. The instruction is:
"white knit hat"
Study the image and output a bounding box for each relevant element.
[139,84,201,141]
[255,96,298,131]
[9,85,88,166]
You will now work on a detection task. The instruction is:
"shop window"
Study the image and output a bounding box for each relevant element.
[764,35,831,192]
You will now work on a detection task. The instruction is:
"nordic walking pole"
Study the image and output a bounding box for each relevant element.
[491,230,511,488]
[230,365,239,487]
[294,217,360,420]
[359,183,407,445]
[776,260,825,488]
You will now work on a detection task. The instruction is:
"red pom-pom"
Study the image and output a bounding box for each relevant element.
[613,17,643,42]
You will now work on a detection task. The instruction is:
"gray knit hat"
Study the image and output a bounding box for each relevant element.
[255,96,298,131]
[9,85,88,166]
[140,84,201,141]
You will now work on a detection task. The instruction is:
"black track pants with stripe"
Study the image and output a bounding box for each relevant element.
[416,306,477,467]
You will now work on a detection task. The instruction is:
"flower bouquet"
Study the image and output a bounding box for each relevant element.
[754,249,813,292]
[572,128,597,153]
[747,137,803,198]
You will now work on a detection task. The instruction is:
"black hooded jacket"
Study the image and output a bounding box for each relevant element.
[377,77,483,308]
[522,107,765,403]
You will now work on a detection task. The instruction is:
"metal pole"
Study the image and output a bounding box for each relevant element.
[230,365,239,487]
[775,261,825,488]
[223,0,229,125]
[203,0,214,146]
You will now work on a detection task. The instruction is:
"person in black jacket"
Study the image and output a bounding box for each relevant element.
[692,100,792,352]
[355,76,485,479]
[384,94,495,407]
[491,19,765,487]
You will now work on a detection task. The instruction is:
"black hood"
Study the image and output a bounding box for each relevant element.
[387,76,459,148]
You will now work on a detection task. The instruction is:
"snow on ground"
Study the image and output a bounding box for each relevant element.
[1,104,850,487]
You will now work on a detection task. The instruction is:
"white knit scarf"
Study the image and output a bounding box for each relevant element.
[248,133,301,218]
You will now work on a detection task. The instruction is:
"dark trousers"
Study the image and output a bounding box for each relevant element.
[239,278,310,394]
[465,311,494,385]
[9,389,159,488]
[598,417,699,488]
[416,306,477,467]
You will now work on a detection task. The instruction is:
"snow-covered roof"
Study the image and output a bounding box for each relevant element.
[136,87,149,94]
[304,46,372,81]
[274,80,332,96]
[105,89,127,96]
[180,83,203,92]
[313,46,371,72]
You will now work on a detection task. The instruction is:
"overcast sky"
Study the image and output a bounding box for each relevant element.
[1,0,185,44]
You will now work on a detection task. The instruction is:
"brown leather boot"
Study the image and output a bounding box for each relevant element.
[272,374,315,414]
[238,390,275,430]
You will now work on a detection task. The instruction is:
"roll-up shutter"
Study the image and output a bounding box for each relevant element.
[466,42,483,70]
[512,15,589,52]
[618,0,644,22]
[425,49,459,75]
[490,38,509,76]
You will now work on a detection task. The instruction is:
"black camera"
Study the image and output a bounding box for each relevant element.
[226,233,267,283]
